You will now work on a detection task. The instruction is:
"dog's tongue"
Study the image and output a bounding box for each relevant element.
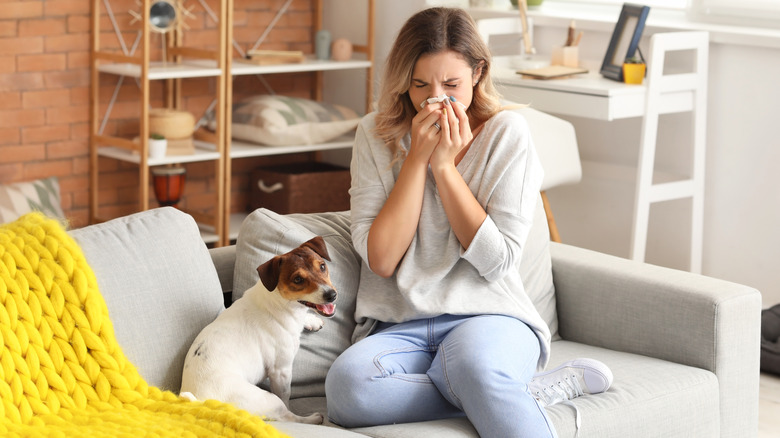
[317,303,336,316]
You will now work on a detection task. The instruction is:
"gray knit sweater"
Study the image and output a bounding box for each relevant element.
[349,110,550,370]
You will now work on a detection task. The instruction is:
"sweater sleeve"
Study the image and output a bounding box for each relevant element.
[348,115,390,268]
[461,112,544,283]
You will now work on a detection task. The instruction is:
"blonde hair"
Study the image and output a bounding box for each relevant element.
[374,7,502,158]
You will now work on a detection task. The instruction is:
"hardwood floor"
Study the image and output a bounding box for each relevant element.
[759,372,780,438]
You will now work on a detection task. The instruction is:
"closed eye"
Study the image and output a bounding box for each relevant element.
[413,80,427,89]
[412,80,460,89]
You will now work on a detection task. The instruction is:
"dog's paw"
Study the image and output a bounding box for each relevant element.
[301,412,324,425]
[304,314,324,332]
[179,392,198,402]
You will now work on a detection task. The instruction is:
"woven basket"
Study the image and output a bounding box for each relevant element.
[149,108,195,140]
[250,162,350,214]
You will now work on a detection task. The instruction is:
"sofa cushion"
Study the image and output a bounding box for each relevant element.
[544,340,720,438]
[69,207,225,392]
[233,209,362,399]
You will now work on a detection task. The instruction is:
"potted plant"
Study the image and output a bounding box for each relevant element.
[622,56,646,85]
[149,133,167,159]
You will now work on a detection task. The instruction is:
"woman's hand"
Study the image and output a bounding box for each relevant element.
[430,97,472,172]
[429,97,485,251]
[409,103,444,165]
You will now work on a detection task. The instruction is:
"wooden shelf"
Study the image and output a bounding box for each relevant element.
[97,61,223,79]
[184,57,370,77]
[230,56,371,76]
[228,135,354,158]
[192,134,354,159]
[96,141,221,165]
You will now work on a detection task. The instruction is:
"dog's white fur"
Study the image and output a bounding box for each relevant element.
[180,237,336,423]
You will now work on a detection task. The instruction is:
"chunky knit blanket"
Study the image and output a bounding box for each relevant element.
[0,213,287,437]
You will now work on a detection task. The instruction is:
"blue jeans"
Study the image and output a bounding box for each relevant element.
[325,314,557,437]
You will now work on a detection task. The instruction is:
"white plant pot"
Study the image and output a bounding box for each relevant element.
[149,138,167,159]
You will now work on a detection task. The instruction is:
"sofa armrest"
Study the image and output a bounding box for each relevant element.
[550,242,761,437]
[209,244,236,296]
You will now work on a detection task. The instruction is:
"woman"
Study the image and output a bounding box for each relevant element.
[325,7,609,437]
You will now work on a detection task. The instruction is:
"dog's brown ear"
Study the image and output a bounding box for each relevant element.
[303,236,330,261]
[256,257,281,292]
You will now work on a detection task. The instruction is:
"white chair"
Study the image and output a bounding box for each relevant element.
[516,107,582,242]
[477,17,581,242]
[630,31,709,273]
[475,17,531,58]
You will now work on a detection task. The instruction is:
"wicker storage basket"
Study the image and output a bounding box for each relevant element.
[250,162,350,214]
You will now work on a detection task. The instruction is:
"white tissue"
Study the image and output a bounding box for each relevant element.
[420,94,449,108]
[419,94,467,109]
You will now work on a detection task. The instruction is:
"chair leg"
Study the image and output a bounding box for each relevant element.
[541,191,561,243]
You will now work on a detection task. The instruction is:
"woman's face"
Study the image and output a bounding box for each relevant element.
[409,50,478,113]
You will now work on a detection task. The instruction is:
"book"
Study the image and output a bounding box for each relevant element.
[517,65,588,80]
[244,50,305,65]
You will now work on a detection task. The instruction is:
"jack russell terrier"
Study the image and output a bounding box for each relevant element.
[180,236,337,424]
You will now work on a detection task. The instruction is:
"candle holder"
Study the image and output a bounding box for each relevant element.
[151,166,186,207]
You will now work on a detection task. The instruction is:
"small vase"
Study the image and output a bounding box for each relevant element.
[315,30,331,60]
[622,63,646,84]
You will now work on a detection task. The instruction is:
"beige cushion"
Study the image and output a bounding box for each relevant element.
[0,177,65,224]
[220,95,361,146]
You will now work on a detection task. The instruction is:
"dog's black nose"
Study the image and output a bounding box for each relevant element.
[323,288,337,302]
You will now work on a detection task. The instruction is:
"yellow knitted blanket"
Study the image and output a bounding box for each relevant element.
[0,213,287,437]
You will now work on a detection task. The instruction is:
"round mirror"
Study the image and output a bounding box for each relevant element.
[149,0,177,33]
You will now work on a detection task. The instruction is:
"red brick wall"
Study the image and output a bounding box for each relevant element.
[0,0,318,228]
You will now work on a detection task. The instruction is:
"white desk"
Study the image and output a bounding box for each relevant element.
[492,62,648,121]
[490,44,708,274]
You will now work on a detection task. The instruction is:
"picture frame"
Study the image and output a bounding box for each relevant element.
[600,3,651,82]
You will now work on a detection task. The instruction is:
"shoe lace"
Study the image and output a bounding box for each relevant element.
[534,373,584,406]
[533,373,583,437]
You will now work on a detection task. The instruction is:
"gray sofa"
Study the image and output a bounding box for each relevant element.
[69,206,761,438]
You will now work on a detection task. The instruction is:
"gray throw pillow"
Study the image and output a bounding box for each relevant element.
[233,209,361,398]
[523,194,559,340]
[70,207,225,392]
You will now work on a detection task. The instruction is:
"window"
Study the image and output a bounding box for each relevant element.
[546,0,686,10]
[548,0,780,28]
[689,0,780,22]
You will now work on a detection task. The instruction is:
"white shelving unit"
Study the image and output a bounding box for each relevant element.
[90,0,229,244]
[91,0,373,246]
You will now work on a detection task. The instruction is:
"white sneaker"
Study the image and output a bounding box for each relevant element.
[529,358,613,407]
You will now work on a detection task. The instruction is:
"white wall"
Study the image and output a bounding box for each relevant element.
[326,1,780,307]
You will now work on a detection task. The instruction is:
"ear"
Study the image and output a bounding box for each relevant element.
[256,257,281,292]
[303,236,330,261]
[473,61,485,86]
